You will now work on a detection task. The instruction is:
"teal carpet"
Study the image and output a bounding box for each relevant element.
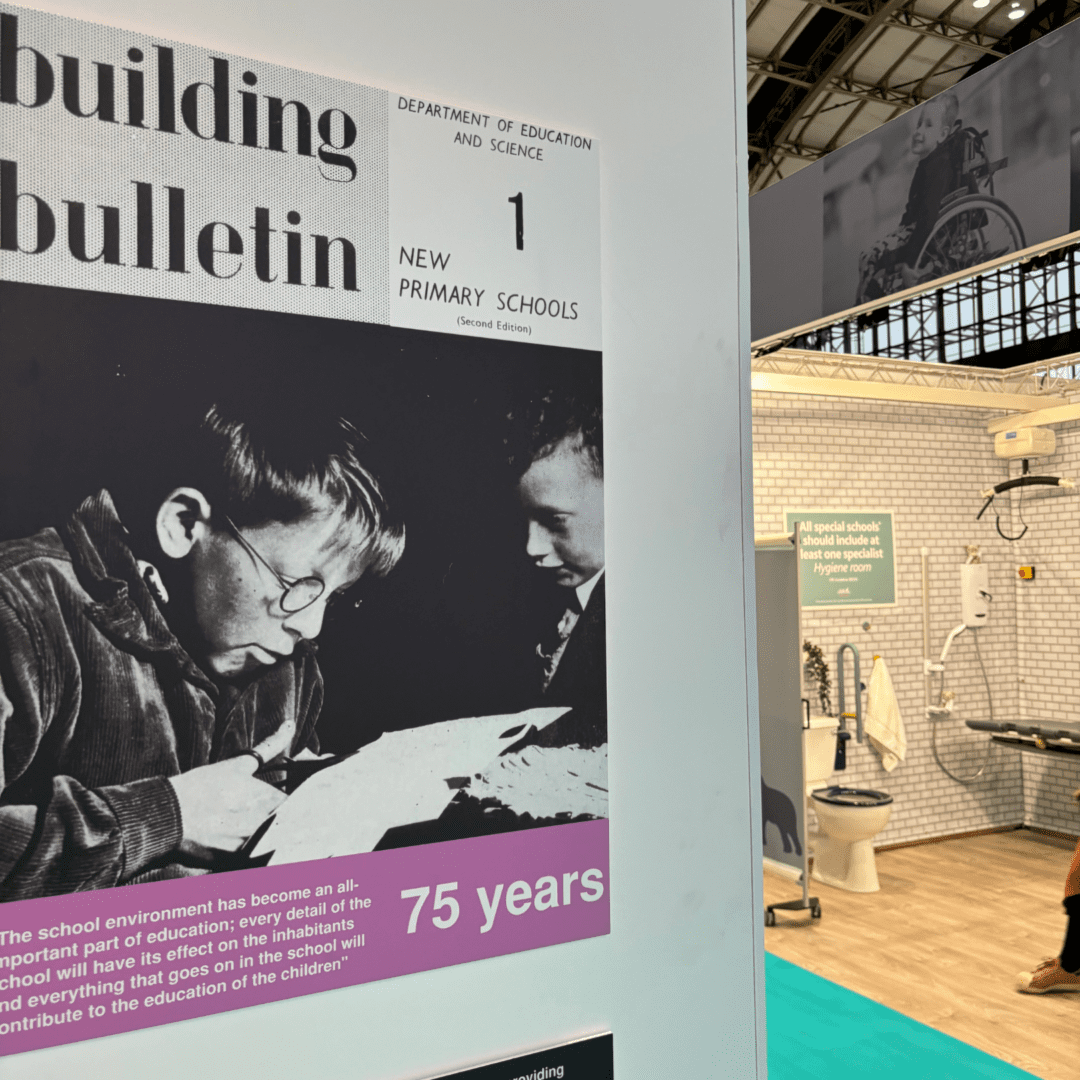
[766,953,1040,1080]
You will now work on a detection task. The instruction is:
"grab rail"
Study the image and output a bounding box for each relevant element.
[836,643,863,744]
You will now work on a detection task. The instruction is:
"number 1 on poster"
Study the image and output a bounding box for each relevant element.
[508,193,524,250]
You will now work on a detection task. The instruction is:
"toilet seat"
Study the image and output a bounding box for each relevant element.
[811,786,893,808]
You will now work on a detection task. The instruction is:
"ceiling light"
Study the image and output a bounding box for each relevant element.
[1008,7,1026,17]
[973,0,990,7]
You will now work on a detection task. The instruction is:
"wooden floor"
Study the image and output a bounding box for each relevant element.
[763,829,1079,1080]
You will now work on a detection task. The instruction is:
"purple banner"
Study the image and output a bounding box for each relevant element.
[0,820,609,1055]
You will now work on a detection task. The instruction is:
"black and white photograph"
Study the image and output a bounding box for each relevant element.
[823,31,1071,313]
[0,280,608,901]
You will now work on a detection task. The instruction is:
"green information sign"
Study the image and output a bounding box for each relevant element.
[784,509,896,609]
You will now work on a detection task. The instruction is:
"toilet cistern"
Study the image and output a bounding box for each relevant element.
[804,715,841,799]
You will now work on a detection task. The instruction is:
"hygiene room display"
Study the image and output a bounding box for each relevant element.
[0,4,607,1056]
[784,510,896,609]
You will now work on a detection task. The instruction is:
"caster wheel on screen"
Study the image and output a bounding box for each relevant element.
[811,905,822,919]
[765,910,776,926]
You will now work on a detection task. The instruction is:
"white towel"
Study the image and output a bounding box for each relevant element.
[864,656,906,772]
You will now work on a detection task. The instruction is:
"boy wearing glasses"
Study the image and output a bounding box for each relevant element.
[0,398,403,900]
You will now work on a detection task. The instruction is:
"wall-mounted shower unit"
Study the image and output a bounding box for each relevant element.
[921,547,994,783]
[960,562,990,628]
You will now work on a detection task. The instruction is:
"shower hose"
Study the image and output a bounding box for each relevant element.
[933,629,994,784]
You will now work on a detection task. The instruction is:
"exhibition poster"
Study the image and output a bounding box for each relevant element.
[784,510,896,609]
[0,4,607,1055]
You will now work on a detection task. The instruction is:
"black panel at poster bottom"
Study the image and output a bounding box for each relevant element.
[431,1034,612,1080]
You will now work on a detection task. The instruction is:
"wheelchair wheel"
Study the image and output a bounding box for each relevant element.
[916,195,1025,280]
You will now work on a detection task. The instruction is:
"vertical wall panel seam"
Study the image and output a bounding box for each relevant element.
[729,0,768,1073]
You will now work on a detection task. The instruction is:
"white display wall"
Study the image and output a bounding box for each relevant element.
[2,3,763,1079]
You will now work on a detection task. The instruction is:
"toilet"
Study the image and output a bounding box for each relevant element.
[803,716,894,893]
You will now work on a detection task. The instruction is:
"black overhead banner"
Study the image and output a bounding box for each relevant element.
[751,17,1080,340]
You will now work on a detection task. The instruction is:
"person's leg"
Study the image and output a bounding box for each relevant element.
[1065,834,1080,899]
[1058,836,1080,973]
[1018,835,1080,992]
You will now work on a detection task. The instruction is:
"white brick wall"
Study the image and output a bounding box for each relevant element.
[753,390,1041,846]
[1022,754,1080,834]
[1004,416,1080,835]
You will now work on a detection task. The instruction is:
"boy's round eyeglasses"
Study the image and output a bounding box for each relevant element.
[222,514,326,614]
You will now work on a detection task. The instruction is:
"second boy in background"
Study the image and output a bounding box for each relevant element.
[509,387,607,750]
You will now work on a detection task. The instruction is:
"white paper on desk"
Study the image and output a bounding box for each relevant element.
[253,706,570,865]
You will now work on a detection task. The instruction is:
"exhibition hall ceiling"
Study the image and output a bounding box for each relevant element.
[748,0,1080,192]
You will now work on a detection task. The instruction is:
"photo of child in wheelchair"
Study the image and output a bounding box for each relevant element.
[856,91,1026,305]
